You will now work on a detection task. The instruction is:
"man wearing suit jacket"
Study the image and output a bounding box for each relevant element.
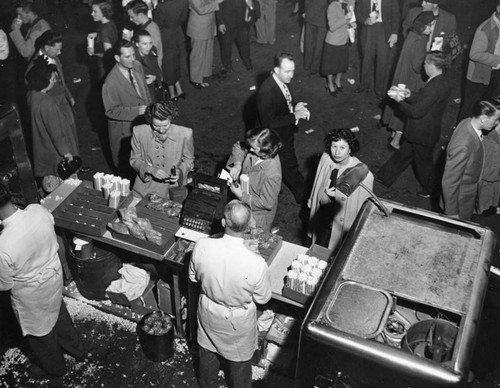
[103,39,152,176]
[402,0,456,43]
[376,52,452,199]
[217,0,260,72]
[442,99,500,220]
[256,52,310,204]
[356,0,400,99]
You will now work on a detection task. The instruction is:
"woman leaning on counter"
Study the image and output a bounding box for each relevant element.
[308,128,373,251]
[130,101,194,198]
[226,128,283,232]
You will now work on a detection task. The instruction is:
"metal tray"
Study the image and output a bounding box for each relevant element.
[323,280,393,339]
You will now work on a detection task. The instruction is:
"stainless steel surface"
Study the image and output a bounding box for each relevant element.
[296,200,496,388]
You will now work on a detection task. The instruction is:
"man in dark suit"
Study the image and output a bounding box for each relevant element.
[256,52,310,204]
[356,0,400,99]
[217,0,260,72]
[443,99,500,220]
[376,52,452,198]
[402,0,456,43]
[103,39,152,177]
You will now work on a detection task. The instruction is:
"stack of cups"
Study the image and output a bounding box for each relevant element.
[240,174,250,194]
[119,179,130,196]
[109,190,121,208]
[102,183,113,199]
[93,172,104,190]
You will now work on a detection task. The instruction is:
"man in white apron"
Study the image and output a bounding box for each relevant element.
[189,200,272,388]
[0,183,84,378]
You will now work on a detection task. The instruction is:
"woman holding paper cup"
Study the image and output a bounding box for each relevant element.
[130,101,194,198]
[226,128,283,232]
[321,0,354,96]
[308,128,373,251]
[382,11,437,149]
[88,0,118,81]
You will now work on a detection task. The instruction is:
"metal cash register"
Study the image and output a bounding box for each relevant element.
[180,174,227,234]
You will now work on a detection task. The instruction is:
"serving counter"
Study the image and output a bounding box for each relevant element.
[43,180,312,338]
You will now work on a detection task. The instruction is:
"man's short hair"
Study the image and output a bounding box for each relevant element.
[273,52,294,68]
[0,183,12,208]
[224,200,251,233]
[126,0,149,15]
[133,29,151,44]
[36,30,62,50]
[114,39,134,56]
[472,98,500,118]
[15,1,38,14]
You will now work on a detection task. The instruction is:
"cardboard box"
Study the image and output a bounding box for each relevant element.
[282,244,333,305]
[107,279,159,315]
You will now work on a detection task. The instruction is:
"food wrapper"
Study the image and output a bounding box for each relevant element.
[135,217,152,230]
[108,220,130,235]
[145,228,163,246]
[119,207,138,223]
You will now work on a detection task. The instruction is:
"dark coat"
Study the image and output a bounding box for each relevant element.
[398,74,452,147]
[216,0,260,27]
[355,0,400,39]
[256,74,296,131]
[403,7,456,40]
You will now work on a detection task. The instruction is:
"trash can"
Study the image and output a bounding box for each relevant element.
[70,242,122,300]
[137,311,175,362]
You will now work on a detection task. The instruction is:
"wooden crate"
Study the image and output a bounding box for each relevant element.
[53,185,116,237]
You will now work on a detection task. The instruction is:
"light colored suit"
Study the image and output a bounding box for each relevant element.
[442,118,484,220]
[186,0,219,83]
[130,123,194,198]
[9,17,50,59]
[102,61,152,171]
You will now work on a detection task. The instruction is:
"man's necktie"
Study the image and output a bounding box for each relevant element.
[128,68,142,97]
[283,84,293,113]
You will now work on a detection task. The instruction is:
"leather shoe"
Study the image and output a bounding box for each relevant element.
[27,364,52,378]
[191,82,209,89]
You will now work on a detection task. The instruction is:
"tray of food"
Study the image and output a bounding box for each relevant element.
[243,227,283,265]
[136,193,182,226]
[52,184,116,237]
[107,206,178,255]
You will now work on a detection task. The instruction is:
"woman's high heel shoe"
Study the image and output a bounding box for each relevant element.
[325,85,338,97]
[335,84,344,92]
[176,92,186,100]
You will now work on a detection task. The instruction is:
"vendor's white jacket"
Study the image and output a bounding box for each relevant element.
[0,205,62,336]
[189,234,272,361]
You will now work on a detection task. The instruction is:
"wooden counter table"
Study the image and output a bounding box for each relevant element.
[41,180,187,338]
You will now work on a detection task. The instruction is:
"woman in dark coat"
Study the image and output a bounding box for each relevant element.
[26,59,79,180]
[154,0,188,100]
[382,11,436,149]
[134,29,163,102]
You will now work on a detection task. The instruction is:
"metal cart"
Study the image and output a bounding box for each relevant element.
[296,200,496,388]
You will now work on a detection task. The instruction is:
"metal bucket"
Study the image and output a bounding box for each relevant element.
[403,319,458,363]
[137,311,175,362]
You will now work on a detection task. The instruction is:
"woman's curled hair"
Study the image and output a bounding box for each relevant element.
[245,128,282,159]
[144,101,179,124]
[324,128,360,154]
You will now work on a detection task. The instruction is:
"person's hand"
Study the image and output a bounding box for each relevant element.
[69,97,76,107]
[145,74,156,85]
[11,18,21,31]
[325,186,336,198]
[218,24,226,34]
[388,33,398,48]
[294,105,310,121]
[228,180,243,199]
[229,162,242,182]
[139,105,147,115]
[64,153,73,161]
[150,168,169,180]
[364,17,374,26]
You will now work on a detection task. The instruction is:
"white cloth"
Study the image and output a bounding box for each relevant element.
[189,234,272,361]
[0,29,9,60]
[0,205,62,336]
[106,264,150,300]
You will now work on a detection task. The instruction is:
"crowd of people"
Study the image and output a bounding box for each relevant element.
[1,0,500,384]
